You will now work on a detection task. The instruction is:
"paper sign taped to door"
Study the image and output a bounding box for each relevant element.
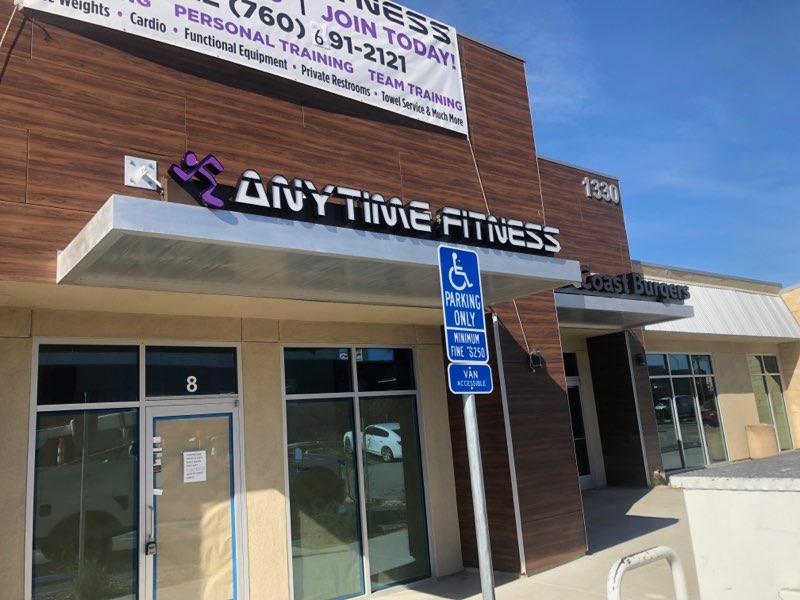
[183,450,207,483]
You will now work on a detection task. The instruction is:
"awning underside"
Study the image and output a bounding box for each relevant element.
[555,291,694,329]
[57,196,582,308]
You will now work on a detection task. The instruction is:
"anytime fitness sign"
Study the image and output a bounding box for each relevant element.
[169,151,562,255]
[21,0,468,134]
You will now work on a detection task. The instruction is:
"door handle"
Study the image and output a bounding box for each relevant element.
[146,504,157,555]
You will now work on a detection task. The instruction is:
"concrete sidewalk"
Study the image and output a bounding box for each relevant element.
[392,486,699,600]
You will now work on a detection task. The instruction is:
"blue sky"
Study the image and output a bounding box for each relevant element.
[402,1,800,286]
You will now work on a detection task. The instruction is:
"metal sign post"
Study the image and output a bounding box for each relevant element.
[438,245,495,600]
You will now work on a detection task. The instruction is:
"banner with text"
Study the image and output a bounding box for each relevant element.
[22,0,468,134]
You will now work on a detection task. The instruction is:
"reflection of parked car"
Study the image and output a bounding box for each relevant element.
[701,407,719,428]
[654,399,671,423]
[343,423,403,462]
[675,395,696,422]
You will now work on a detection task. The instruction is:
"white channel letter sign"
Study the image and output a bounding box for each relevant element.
[21,0,468,134]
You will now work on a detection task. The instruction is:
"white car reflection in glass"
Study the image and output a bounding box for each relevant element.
[343,423,403,462]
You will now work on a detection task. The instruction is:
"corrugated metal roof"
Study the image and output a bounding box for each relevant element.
[645,284,800,339]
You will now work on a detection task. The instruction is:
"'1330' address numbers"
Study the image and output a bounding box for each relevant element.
[581,177,621,205]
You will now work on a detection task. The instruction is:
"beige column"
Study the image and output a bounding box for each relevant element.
[0,309,33,599]
[241,337,290,600]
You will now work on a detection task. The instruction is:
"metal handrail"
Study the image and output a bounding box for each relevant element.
[607,545,689,600]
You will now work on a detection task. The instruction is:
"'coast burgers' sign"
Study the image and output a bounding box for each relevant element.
[565,267,690,303]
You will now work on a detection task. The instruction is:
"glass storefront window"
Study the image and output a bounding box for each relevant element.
[284,348,353,395]
[650,378,682,471]
[287,399,363,600]
[696,376,727,462]
[32,343,244,600]
[667,354,691,375]
[647,354,668,377]
[359,395,430,589]
[748,355,794,451]
[691,355,713,376]
[648,353,727,470]
[356,348,415,392]
[285,347,429,600]
[145,346,237,397]
[33,409,139,600]
[37,345,139,405]
[563,353,579,378]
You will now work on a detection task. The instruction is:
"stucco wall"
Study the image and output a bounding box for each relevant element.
[644,335,782,461]
[681,487,800,599]
[7,307,461,599]
[0,309,33,600]
[560,332,606,487]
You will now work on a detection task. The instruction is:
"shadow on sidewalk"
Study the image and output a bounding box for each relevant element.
[582,487,678,553]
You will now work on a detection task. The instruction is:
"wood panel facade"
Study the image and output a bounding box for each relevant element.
[0,0,667,587]
[538,157,664,487]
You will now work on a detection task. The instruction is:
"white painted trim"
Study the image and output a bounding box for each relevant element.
[24,342,38,600]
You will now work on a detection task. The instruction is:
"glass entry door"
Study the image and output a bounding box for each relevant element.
[144,404,242,600]
[565,380,593,489]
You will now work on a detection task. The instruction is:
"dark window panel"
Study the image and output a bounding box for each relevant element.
[146,347,237,397]
[37,345,139,405]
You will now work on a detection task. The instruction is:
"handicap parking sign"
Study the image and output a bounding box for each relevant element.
[438,246,490,364]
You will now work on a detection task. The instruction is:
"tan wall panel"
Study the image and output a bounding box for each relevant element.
[0,307,32,338]
[32,309,242,341]
[279,321,416,344]
[0,337,32,599]
[416,343,462,576]
[415,325,441,345]
[241,342,289,599]
[778,342,800,449]
[242,319,280,343]
[781,288,800,317]
[644,336,777,461]
[560,333,606,487]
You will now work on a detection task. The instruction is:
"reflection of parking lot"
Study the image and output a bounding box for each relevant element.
[365,461,405,502]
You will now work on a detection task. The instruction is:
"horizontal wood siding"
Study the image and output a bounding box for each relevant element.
[539,158,664,486]
[0,7,611,577]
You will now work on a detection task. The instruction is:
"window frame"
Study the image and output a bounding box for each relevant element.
[25,338,246,600]
[646,352,729,467]
[747,354,794,451]
[280,343,433,599]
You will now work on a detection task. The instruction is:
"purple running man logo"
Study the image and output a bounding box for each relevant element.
[168,151,225,208]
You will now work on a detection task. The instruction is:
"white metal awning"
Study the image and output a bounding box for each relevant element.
[555,290,694,329]
[57,196,582,308]
[645,284,800,339]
